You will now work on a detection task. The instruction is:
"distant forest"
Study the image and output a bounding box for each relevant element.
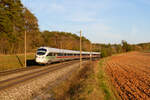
[0,0,150,57]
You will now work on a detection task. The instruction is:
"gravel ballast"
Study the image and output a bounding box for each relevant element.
[0,61,87,100]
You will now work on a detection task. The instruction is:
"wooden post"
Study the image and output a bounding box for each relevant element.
[80,30,82,68]
[25,30,27,67]
[60,37,64,62]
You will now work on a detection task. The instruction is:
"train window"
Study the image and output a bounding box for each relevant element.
[53,53,57,56]
[57,53,63,56]
[69,54,72,56]
[47,53,53,56]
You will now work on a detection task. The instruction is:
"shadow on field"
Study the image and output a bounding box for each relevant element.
[26,59,61,67]
[27,59,39,67]
[16,55,24,67]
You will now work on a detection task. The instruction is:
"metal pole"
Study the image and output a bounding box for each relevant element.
[25,30,26,67]
[80,30,82,68]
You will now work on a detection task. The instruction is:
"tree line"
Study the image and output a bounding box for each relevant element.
[0,0,150,56]
[93,40,150,58]
[0,0,90,54]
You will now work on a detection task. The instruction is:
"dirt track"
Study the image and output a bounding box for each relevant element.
[105,52,150,100]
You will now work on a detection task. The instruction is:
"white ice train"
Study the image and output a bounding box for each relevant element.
[35,47,101,64]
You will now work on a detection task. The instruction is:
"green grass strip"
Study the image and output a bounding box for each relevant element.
[97,59,117,100]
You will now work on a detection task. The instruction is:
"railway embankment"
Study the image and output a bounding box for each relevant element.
[0,61,85,100]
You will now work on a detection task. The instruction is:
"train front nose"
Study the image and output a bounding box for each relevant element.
[35,56,47,64]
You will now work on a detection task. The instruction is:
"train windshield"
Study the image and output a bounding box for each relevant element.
[37,52,46,55]
[38,48,47,52]
[37,48,47,55]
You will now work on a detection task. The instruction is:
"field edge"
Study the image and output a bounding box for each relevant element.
[97,58,120,100]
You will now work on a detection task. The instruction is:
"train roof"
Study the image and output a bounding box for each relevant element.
[38,47,100,55]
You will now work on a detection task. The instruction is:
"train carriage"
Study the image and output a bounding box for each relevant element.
[35,47,100,64]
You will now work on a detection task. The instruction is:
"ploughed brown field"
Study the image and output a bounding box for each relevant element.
[105,52,150,100]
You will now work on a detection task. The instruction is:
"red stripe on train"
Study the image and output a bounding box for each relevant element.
[56,56,91,58]
[56,56,79,58]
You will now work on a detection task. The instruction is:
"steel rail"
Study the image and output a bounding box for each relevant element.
[0,60,80,90]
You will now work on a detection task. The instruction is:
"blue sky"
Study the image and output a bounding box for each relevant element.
[21,0,150,44]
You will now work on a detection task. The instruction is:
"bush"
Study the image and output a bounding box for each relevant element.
[101,47,112,58]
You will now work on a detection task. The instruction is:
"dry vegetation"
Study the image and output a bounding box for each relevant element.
[52,60,117,100]
[105,52,150,100]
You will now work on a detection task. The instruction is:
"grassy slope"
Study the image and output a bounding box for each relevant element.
[0,53,35,71]
[79,59,118,100]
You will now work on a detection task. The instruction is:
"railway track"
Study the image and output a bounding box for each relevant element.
[0,60,81,76]
[0,66,41,76]
[0,60,80,90]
